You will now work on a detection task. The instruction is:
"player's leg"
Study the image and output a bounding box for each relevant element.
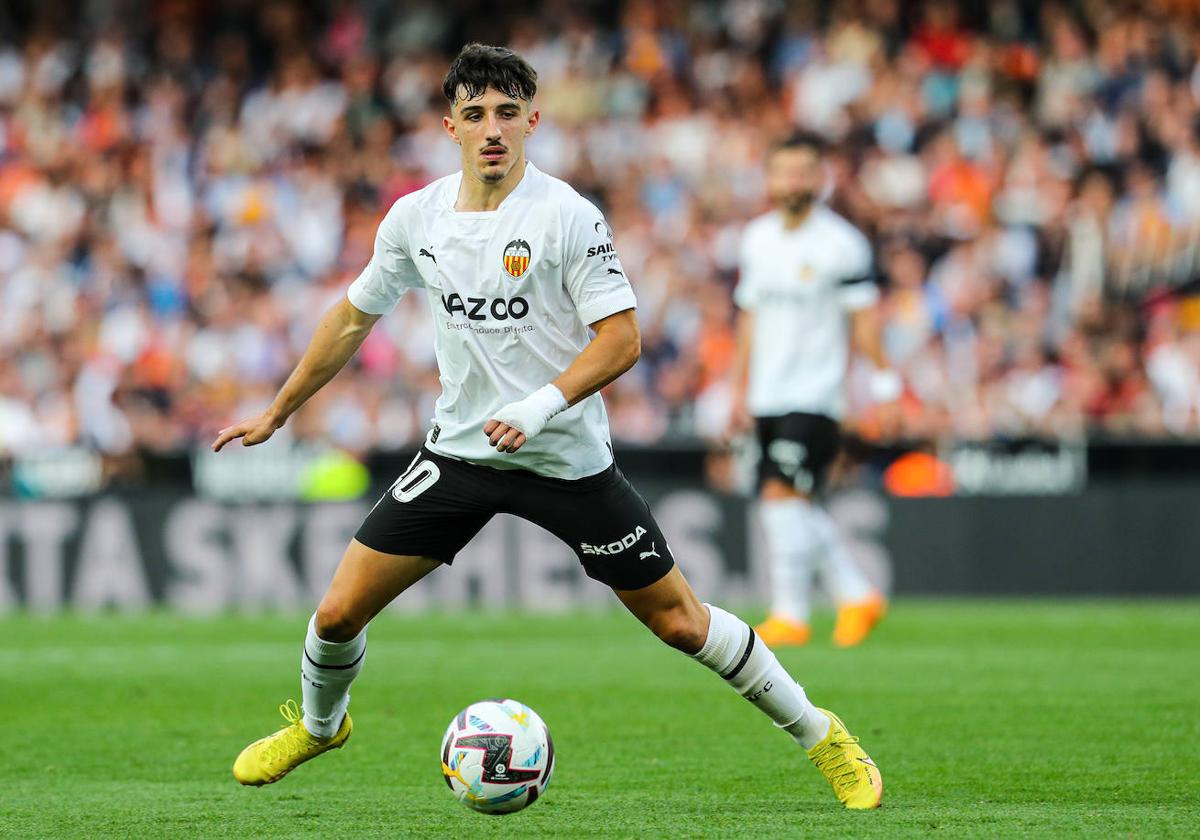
[613,553,882,809]
[505,463,821,736]
[808,497,886,647]
[233,542,439,786]
[756,476,818,645]
[754,415,821,645]
[234,449,495,786]
[757,413,884,647]
[508,462,881,809]
[772,484,885,647]
[299,449,492,734]
[797,418,885,646]
[301,541,440,737]
[614,565,827,740]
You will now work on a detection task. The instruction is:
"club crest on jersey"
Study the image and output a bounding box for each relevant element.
[503,239,532,278]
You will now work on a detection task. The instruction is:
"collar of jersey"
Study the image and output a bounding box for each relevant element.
[775,204,825,234]
[447,161,539,217]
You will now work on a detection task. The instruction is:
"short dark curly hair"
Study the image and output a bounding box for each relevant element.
[442,43,538,106]
[771,129,827,157]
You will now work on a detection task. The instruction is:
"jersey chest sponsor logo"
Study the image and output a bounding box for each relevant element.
[580,525,647,555]
[441,293,530,321]
[503,239,531,278]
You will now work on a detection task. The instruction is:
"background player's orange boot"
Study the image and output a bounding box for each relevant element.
[753,614,811,647]
[832,594,887,647]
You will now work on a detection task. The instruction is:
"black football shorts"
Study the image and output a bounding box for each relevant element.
[355,447,675,591]
[754,412,841,493]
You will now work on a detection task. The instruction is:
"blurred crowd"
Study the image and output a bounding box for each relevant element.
[6,0,1200,459]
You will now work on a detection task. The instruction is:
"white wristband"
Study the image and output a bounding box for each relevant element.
[489,384,569,441]
[868,369,903,403]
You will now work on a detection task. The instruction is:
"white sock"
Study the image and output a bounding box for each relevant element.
[691,603,830,749]
[809,505,874,605]
[760,499,819,623]
[301,614,366,739]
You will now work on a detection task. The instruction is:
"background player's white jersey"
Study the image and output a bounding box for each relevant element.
[734,206,877,420]
[348,163,636,479]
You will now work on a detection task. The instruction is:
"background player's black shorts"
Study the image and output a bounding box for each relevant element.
[355,447,675,590]
[754,412,841,493]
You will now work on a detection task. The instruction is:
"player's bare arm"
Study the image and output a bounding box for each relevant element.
[485,307,640,453]
[727,308,755,438]
[849,304,902,407]
[211,297,381,452]
[849,304,886,371]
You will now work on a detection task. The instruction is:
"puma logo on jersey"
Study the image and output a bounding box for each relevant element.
[639,542,660,560]
[607,268,624,276]
[419,248,437,263]
[581,525,647,555]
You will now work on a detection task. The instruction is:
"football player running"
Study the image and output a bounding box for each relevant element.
[214,44,882,810]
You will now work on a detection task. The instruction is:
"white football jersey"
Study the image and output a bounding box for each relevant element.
[734,206,877,420]
[347,163,636,479]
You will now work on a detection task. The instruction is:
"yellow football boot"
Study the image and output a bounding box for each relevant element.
[753,614,811,648]
[232,700,352,786]
[832,594,887,648]
[806,708,883,809]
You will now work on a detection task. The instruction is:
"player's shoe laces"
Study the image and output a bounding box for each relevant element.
[832,594,887,648]
[753,614,811,648]
[232,700,352,786]
[806,708,883,809]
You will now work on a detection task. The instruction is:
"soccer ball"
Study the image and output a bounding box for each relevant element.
[440,699,554,814]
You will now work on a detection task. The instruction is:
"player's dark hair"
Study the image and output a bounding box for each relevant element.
[770,130,827,157]
[442,43,538,106]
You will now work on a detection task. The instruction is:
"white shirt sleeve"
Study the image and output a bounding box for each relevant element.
[563,198,637,326]
[836,226,879,312]
[733,225,759,310]
[346,200,424,315]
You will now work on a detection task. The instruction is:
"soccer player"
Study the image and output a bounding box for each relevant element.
[729,132,898,649]
[213,44,882,809]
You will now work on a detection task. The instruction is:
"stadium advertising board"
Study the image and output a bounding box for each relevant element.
[2,445,1198,612]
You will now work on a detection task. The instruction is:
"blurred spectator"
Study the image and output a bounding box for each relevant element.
[5,0,1200,460]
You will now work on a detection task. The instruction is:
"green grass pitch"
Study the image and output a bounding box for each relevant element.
[2,601,1197,838]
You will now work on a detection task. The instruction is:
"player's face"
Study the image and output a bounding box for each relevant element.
[767,147,822,215]
[444,87,539,184]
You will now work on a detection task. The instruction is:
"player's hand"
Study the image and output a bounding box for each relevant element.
[212,412,284,452]
[872,399,905,441]
[724,398,754,441]
[483,419,528,453]
[485,385,567,453]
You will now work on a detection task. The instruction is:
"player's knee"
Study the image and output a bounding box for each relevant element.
[650,606,707,654]
[314,601,365,643]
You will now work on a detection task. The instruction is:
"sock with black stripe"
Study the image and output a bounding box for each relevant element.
[691,603,830,749]
[300,614,366,739]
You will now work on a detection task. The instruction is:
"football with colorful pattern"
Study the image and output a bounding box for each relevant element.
[440,699,554,814]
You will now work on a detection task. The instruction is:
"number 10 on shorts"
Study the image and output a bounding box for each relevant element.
[391,458,441,503]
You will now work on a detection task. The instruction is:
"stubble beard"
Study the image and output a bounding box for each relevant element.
[779,192,815,217]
